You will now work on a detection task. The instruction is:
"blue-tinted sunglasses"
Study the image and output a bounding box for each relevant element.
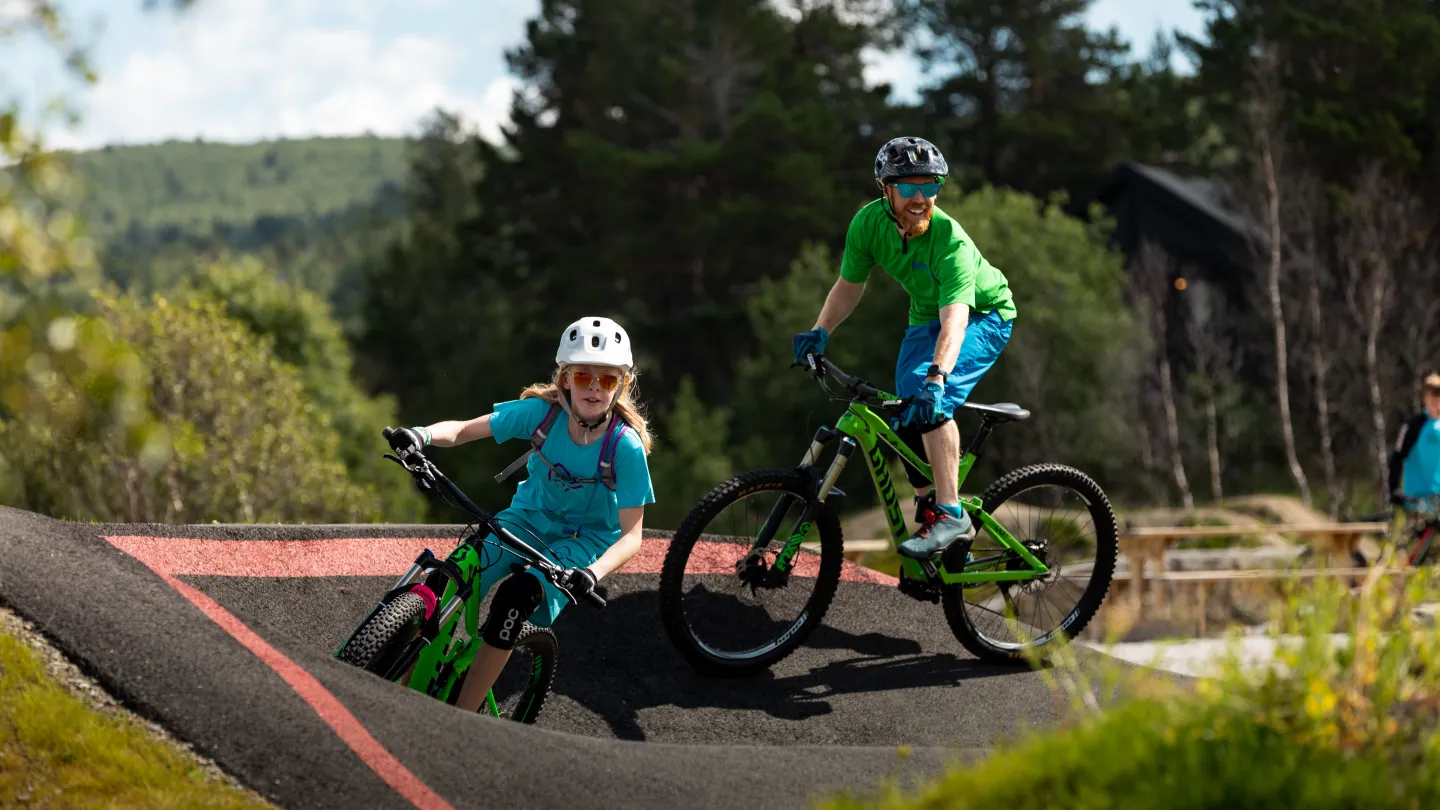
[891,181,942,199]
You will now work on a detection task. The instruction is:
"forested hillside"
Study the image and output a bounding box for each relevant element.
[67,135,408,242]
[54,135,411,325]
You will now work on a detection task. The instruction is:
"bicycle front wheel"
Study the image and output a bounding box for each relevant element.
[943,463,1118,663]
[658,468,844,676]
[337,591,429,677]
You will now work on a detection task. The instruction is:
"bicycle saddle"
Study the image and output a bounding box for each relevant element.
[959,402,1030,422]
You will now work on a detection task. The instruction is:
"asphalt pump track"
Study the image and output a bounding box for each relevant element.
[0,506,1123,809]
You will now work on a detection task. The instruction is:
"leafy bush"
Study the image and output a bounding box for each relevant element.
[177,258,427,521]
[816,553,1440,809]
[647,376,734,529]
[0,292,379,523]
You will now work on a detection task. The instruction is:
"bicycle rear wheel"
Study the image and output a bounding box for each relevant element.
[943,463,1118,663]
[448,624,558,724]
[658,468,844,676]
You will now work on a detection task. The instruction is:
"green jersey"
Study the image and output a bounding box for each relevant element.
[839,199,1017,326]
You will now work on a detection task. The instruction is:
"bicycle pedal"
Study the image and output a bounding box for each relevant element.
[897,575,941,604]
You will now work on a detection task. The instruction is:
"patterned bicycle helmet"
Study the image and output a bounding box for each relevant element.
[874,136,949,182]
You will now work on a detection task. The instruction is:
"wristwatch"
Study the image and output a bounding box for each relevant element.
[926,363,947,381]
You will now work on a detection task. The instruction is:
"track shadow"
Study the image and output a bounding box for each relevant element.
[551,584,1019,742]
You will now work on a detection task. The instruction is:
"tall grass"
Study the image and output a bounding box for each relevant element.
[817,548,1440,809]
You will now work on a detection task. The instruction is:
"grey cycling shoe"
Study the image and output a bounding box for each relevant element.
[896,507,975,559]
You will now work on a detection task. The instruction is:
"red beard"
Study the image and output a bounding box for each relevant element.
[896,205,934,238]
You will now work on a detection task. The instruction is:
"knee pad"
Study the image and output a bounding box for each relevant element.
[481,574,544,650]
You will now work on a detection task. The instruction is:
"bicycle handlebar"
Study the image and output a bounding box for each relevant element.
[380,428,607,609]
[798,353,896,408]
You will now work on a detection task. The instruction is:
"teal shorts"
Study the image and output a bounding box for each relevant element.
[475,508,607,628]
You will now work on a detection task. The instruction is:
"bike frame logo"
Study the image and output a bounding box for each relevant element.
[867,441,905,540]
[776,520,813,572]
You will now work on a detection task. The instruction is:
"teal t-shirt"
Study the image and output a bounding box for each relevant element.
[490,398,655,546]
[839,198,1017,326]
[1402,415,1440,498]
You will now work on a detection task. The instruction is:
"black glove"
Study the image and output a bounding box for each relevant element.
[563,567,597,598]
[387,426,428,455]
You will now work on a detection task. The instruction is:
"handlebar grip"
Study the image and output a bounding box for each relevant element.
[584,589,607,608]
[382,427,395,440]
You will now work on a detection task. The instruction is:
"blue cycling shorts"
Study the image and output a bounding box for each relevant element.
[895,309,1013,417]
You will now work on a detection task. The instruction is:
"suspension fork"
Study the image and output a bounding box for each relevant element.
[768,430,858,575]
[745,426,834,560]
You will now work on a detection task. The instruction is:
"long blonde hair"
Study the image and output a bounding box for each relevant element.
[519,365,654,454]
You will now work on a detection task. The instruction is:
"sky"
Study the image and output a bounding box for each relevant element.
[1,0,1208,151]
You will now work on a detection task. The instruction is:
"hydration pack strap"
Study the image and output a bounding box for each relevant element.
[494,403,564,483]
[595,415,628,491]
[494,402,627,490]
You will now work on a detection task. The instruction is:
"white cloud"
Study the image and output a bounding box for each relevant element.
[472,77,519,144]
[44,0,516,149]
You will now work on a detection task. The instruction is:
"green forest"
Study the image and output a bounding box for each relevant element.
[3,0,1439,531]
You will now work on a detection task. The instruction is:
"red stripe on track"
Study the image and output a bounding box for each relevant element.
[102,536,456,810]
[104,535,898,585]
[105,536,461,577]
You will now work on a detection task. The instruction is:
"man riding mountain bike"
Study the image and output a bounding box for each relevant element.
[792,136,1017,563]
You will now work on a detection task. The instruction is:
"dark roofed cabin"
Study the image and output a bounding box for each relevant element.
[1066,160,1265,377]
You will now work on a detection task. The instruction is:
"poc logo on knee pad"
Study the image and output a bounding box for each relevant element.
[498,608,521,643]
[483,574,545,650]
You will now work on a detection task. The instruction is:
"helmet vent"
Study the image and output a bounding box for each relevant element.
[592,319,601,326]
[615,333,622,342]
[591,335,600,348]
[569,329,578,340]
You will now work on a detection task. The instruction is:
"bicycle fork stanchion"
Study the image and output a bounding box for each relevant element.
[745,426,837,575]
[771,436,856,576]
[382,558,476,683]
[336,549,442,659]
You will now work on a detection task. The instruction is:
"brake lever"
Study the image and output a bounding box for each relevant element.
[384,451,438,490]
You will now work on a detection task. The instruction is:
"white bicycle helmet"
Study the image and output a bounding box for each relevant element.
[556,316,633,372]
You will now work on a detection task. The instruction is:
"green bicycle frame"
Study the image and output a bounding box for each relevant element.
[336,536,505,717]
[403,541,488,704]
[767,397,1049,585]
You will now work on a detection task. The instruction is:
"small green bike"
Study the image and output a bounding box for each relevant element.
[334,428,607,722]
[658,355,1118,675]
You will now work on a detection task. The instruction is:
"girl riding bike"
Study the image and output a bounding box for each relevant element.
[384,316,655,712]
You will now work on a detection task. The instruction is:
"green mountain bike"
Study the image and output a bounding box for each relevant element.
[658,355,1118,675]
[334,428,607,723]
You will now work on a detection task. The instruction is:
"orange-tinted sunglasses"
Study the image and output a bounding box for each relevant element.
[570,370,622,391]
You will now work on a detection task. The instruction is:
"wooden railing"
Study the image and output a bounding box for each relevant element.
[1112,522,1396,634]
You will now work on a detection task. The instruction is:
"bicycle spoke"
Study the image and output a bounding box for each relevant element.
[957,479,1107,651]
[675,488,826,659]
